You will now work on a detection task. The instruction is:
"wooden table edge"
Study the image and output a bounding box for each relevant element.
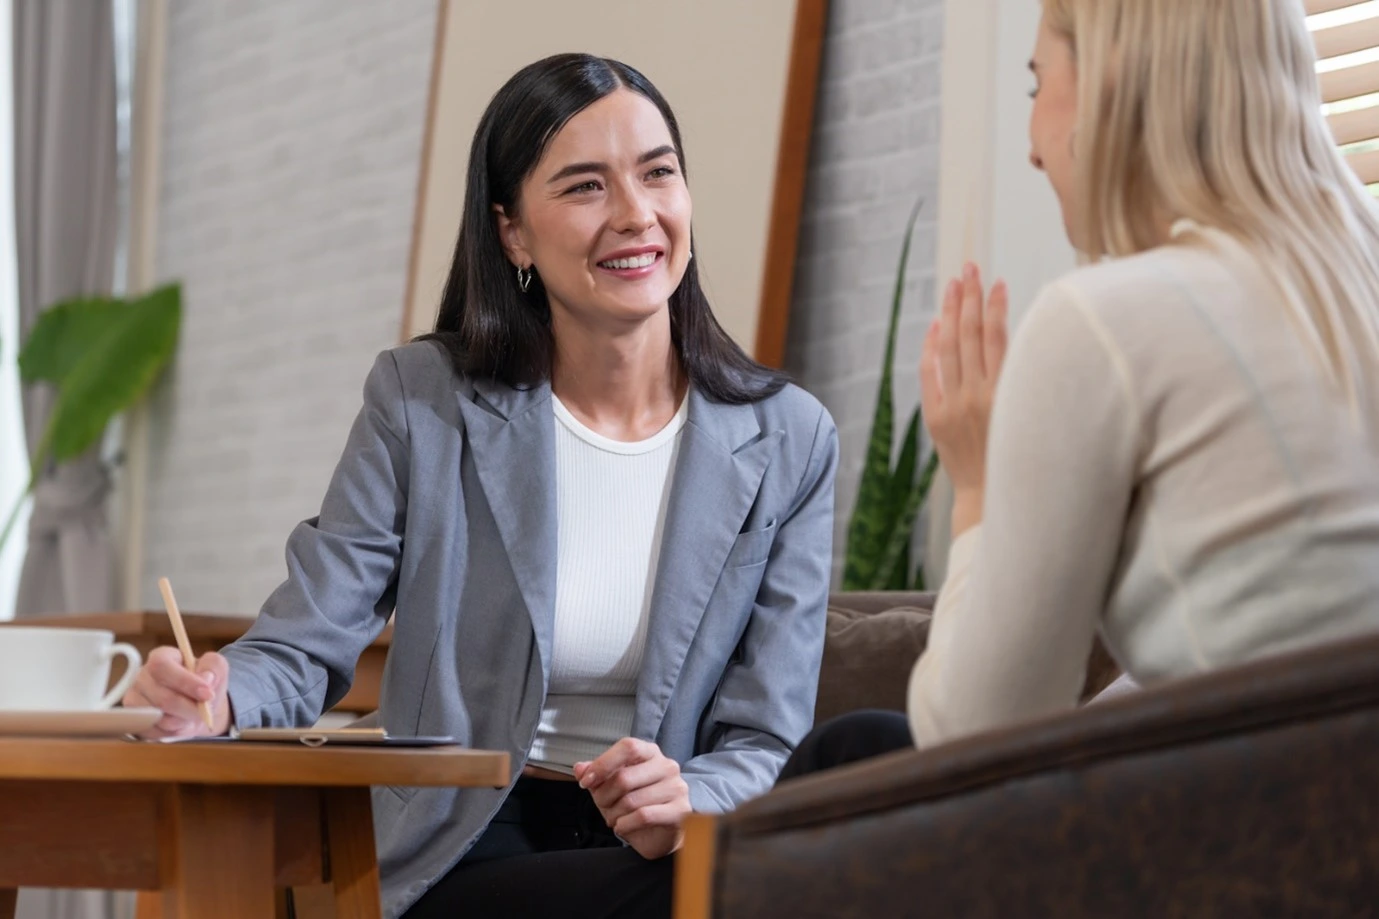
[0,738,510,788]
[0,612,394,645]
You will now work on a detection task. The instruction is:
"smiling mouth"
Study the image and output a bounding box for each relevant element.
[597,252,661,270]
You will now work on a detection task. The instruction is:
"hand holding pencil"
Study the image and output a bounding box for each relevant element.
[121,577,233,740]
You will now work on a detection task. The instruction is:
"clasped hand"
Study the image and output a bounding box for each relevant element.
[574,737,691,860]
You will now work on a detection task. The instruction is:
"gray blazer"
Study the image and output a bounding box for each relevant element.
[222,341,838,918]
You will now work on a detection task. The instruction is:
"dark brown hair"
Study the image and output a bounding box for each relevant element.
[418,53,787,404]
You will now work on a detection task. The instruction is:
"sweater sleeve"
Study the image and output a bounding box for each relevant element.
[907,281,1141,747]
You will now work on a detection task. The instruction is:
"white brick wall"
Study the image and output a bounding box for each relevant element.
[140,0,438,612]
[785,0,946,584]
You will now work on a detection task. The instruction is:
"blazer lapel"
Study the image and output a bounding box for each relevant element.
[456,378,558,680]
[633,390,781,739]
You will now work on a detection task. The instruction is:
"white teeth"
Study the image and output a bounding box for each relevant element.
[599,253,658,270]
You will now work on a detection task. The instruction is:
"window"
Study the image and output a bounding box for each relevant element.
[1309,0,1379,192]
[0,0,25,622]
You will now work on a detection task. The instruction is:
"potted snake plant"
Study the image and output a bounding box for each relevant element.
[841,200,941,591]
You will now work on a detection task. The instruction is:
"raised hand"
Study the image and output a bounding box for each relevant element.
[921,262,1009,535]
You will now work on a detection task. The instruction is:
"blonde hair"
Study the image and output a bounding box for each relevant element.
[1043,0,1379,422]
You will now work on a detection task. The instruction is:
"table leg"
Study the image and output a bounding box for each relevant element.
[0,888,15,919]
[134,892,161,919]
[289,883,337,918]
[324,787,382,919]
[158,784,277,919]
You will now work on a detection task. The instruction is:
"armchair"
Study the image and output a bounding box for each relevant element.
[675,631,1379,918]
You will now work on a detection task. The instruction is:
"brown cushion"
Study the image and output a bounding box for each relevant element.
[1081,637,1123,701]
[814,589,1122,723]
[814,603,933,725]
[826,591,936,617]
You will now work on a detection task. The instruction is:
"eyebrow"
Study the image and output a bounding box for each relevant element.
[545,145,678,184]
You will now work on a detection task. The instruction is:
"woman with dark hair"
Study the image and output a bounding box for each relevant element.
[121,53,838,919]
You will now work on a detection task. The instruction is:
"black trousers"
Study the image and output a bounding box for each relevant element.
[402,711,911,919]
[401,775,673,919]
[775,708,914,782]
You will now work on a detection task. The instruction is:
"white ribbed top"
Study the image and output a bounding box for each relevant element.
[526,393,688,772]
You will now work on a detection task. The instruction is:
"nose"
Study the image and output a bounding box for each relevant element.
[1029,149,1044,172]
[611,181,656,235]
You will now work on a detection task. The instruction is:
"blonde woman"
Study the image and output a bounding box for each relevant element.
[781,0,1379,776]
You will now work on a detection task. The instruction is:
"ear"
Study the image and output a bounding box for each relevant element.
[493,204,532,269]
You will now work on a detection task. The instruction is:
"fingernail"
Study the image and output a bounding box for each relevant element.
[199,687,213,701]
[202,673,216,686]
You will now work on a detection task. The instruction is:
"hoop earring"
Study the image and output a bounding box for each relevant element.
[516,265,533,293]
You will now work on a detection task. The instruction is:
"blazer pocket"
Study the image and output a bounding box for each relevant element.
[724,519,777,569]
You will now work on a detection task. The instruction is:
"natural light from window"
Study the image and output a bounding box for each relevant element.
[1308,0,1379,193]
[0,0,27,622]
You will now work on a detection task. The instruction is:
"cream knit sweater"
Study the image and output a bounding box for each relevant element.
[909,224,1379,746]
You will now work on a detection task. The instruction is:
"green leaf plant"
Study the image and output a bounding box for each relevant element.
[0,284,181,552]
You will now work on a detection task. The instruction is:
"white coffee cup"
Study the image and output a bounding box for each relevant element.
[0,627,143,712]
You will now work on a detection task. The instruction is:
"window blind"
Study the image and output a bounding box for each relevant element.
[1309,0,1379,186]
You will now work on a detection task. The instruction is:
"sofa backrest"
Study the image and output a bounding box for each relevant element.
[820,591,1122,724]
[704,629,1379,918]
[819,592,934,724]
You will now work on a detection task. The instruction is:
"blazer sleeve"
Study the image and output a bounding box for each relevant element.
[222,350,410,728]
[682,406,839,812]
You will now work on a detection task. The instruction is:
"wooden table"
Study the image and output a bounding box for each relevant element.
[0,737,508,919]
[0,613,393,715]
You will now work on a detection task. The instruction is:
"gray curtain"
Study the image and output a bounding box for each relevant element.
[12,0,118,619]
[12,2,127,918]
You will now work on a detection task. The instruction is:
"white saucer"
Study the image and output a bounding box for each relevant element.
[0,707,161,737]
